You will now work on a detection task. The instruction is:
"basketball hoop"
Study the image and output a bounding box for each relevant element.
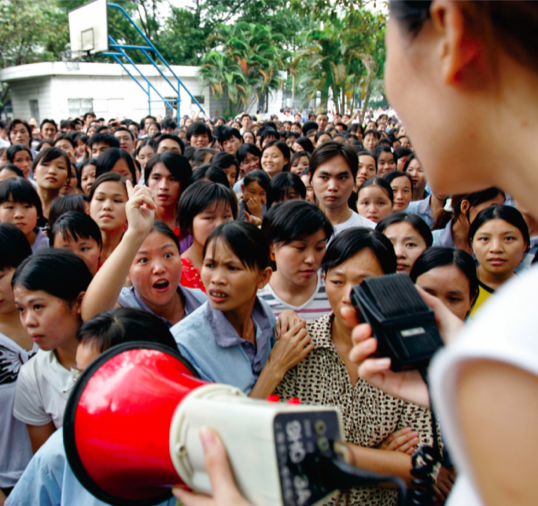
[60,50,81,72]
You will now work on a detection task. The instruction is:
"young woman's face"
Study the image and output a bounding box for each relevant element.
[272,229,327,287]
[222,165,238,188]
[291,156,310,176]
[377,151,397,175]
[90,181,128,232]
[416,265,474,321]
[111,159,133,182]
[147,162,180,209]
[472,218,527,277]
[390,176,413,212]
[34,156,69,191]
[136,145,155,170]
[0,199,38,238]
[201,239,269,312]
[14,287,81,351]
[243,181,267,207]
[239,152,259,178]
[60,164,79,196]
[0,267,16,314]
[81,164,97,195]
[325,248,385,331]
[357,155,377,188]
[357,186,393,223]
[383,221,428,274]
[191,201,234,248]
[363,134,377,151]
[316,133,332,147]
[406,159,426,194]
[148,124,160,137]
[12,150,33,179]
[53,234,101,276]
[129,232,182,307]
[76,140,88,160]
[9,124,30,147]
[261,146,287,178]
[243,132,255,144]
[55,140,76,163]
[300,174,316,204]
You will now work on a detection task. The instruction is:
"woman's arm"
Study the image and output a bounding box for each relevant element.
[27,422,56,454]
[81,183,156,321]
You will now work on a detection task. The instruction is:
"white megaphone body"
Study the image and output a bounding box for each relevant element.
[64,342,405,506]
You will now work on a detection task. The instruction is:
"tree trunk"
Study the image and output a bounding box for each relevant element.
[361,81,372,118]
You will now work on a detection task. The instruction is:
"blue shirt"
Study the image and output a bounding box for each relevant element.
[6,429,176,506]
[432,219,455,248]
[117,285,206,328]
[406,196,434,228]
[171,298,276,394]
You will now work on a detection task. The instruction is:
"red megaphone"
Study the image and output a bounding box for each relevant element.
[63,342,212,505]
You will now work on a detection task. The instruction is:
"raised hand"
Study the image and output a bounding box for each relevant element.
[125,180,157,237]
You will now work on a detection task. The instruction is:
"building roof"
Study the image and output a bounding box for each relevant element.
[0,62,201,82]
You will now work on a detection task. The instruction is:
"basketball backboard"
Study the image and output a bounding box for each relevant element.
[69,0,109,57]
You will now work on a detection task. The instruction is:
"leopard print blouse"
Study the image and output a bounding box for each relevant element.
[274,313,436,506]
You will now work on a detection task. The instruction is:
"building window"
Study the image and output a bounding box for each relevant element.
[192,95,204,105]
[29,100,39,123]
[68,99,94,119]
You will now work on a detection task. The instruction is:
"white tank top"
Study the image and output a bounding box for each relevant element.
[430,264,538,506]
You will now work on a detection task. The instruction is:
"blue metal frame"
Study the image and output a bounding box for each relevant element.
[101,3,205,122]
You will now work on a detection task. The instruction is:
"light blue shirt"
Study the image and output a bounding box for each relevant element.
[432,219,455,248]
[32,229,49,254]
[6,429,176,506]
[171,298,276,394]
[117,285,206,328]
[406,196,434,228]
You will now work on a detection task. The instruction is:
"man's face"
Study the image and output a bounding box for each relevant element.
[291,124,302,134]
[41,122,57,140]
[316,114,328,131]
[157,139,182,154]
[114,130,134,154]
[241,116,251,130]
[91,142,110,158]
[311,155,354,212]
[85,115,96,127]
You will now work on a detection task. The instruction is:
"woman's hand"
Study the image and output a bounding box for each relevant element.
[434,465,456,505]
[378,427,419,456]
[173,428,252,506]
[274,310,306,339]
[266,322,313,376]
[244,212,262,227]
[245,196,263,219]
[125,180,157,237]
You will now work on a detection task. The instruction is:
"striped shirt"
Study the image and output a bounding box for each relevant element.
[257,274,332,321]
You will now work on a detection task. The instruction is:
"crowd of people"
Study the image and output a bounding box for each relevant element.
[1,1,538,502]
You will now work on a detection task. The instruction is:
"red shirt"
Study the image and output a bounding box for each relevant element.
[180,257,205,292]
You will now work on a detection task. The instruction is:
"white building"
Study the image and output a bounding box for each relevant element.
[0,62,210,123]
[0,61,286,123]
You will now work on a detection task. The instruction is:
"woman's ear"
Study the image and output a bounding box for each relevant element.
[75,291,86,314]
[460,199,470,216]
[257,266,273,290]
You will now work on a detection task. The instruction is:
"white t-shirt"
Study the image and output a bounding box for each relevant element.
[431,264,538,506]
[258,274,331,321]
[332,211,375,236]
[13,349,74,429]
[0,333,38,487]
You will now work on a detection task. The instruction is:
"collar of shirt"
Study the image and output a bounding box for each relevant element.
[309,312,337,351]
[416,195,433,216]
[437,219,455,248]
[205,297,274,374]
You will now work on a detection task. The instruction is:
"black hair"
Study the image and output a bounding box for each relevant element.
[243,169,270,192]
[154,133,184,154]
[211,152,239,173]
[310,141,358,179]
[95,148,136,183]
[260,128,279,145]
[88,133,120,149]
[468,204,530,247]
[186,122,211,141]
[321,227,397,274]
[262,200,333,245]
[293,137,315,154]
[204,221,270,272]
[161,118,177,131]
[50,211,102,249]
[31,147,71,178]
[290,150,311,166]
[12,249,93,302]
[364,129,381,140]
[301,121,318,136]
[357,150,378,172]
[48,194,89,229]
[190,147,215,169]
[76,307,178,353]
[60,120,76,131]
[376,212,433,247]
[315,131,332,143]
[394,147,413,159]
[236,143,261,165]
[217,126,242,144]
[144,151,192,193]
[372,145,398,163]
[7,144,33,163]
[134,138,155,158]
[262,140,291,172]
[54,134,76,149]
[357,177,394,203]
[0,177,43,218]
[0,164,24,178]
[40,118,58,131]
[190,164,230,187]
[410,246,479,302]
[114,126,135,141]
[266,172,307,208]
[36,139,54,152]
[89,172,127,202]
[147,220,180,252]
[382,170,414,188]
[0,223,32,271]
[178,181,238,234]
